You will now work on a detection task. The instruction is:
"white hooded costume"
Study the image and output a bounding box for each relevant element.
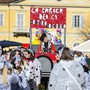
[48,60,85,90]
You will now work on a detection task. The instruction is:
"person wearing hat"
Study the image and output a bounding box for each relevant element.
[38,33,56,54]
[23,49,41,90]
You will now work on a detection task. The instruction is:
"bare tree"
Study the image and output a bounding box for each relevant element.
[79,24,90,41]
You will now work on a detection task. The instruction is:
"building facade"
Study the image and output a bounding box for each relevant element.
[0,0,90,48]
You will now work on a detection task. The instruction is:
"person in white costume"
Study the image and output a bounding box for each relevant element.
[48,47,85,90]
[23,49,41,90]
[10,50,30,90]
[0,50,13,90]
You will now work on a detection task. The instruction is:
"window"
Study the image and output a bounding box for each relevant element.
[0,13,4,26]
[72,15,84,28]
[16,13,24,28]
[73,43,79,47]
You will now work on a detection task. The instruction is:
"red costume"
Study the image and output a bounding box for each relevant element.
[38,41,56,53]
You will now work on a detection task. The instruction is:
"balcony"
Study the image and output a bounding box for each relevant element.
[14,26,29,33]
[13,26,30,37]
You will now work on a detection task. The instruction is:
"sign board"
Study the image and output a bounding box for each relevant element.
[30,8,66,28]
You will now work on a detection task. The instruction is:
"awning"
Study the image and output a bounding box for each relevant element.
[0,40,22,48]
[73,40,90,52]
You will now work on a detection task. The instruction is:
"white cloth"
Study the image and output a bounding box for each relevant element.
[13,55,21,62]
[0,74,11,90]
[48,60,85,90]
[74,56,86,65]
[18,71,27,88]
[25,58,41,85]
[0,55,13,69]
[11,69,28,89]
[84,72,90,90]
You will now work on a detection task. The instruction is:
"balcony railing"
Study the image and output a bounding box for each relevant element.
[13,26,30,37]
[13,26,29,33]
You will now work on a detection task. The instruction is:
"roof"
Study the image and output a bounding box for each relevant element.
[73,40,90,52]
[0,0,24,4]
[9,0,90,8]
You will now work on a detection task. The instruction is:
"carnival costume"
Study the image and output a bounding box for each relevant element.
[38,33,56,53]
[24,49,41,90]
[11,54,30,90]
[0,54,13,90]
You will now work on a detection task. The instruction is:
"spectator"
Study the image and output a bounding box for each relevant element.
[11,52,30,90]
[0,51,13,90]
[23,49,41,90]
[48,47,85,90]
[74,51,89,73]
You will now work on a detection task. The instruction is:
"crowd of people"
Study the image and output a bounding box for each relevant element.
[48,47,90,90]
[48,47,86,90]
[0,33,90,90]
[0,46,41,90]
[38,33,90,90]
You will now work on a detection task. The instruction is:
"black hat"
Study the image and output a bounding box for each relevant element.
[40,33,47,42]
[24,49,35,60]
[28,49,35,57]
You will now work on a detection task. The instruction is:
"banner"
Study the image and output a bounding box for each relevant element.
[30,8,66,28]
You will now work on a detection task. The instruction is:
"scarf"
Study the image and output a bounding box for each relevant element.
[41,42,52,52]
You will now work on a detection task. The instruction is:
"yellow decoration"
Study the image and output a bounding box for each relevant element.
[32,36,40,45]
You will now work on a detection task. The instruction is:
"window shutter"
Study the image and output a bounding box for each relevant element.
[72,15,75,28]
[17,14,19,26]
[21,14,24,26]
[81,15,84,28]
[0,14,3,26]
